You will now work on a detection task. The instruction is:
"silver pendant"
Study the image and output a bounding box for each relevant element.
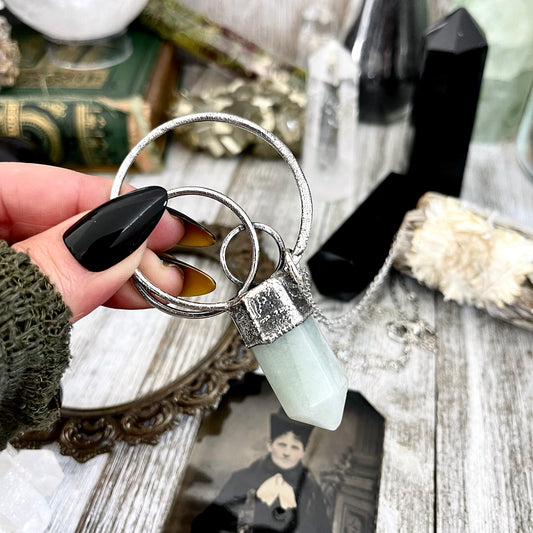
[111,113,348,430]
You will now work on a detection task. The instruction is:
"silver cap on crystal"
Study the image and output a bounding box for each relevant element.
[229,255,312,348]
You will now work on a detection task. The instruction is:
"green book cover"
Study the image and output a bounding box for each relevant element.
[0,25,178,172]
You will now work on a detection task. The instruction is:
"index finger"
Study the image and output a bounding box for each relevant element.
[0,163,131,242]
[0,163,183,251]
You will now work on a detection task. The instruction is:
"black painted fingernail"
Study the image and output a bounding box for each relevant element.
[63,186,168,272]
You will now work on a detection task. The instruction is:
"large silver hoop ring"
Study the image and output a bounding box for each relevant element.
[110,112,313,318]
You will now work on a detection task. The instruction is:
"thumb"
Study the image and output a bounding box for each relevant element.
[13,186,168,321]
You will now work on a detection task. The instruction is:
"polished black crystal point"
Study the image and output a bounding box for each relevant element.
[308,173,424,300]
[64,186,168,272]
[407,7,487,197]
[308,9,487,301]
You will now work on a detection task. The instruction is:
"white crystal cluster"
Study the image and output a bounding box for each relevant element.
[406,196,533,308]
[0,445,64,532]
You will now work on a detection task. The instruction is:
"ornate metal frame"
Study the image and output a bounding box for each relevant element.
[13,326,257,463]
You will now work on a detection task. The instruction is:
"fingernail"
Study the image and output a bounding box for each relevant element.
[167,207,216,247]
[159,252,216,296]
[64,186,168,272]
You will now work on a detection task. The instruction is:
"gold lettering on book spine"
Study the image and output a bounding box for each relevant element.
[0,102,63,161]
[37,102,67,119]
[75,104,107,166]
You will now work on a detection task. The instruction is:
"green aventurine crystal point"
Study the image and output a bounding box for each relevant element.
[252,316,348,430]
[229,256,348,431]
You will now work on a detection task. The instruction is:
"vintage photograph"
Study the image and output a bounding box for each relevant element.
[164,372,384,533]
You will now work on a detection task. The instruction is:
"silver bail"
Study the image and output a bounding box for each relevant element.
[228,253,312,348]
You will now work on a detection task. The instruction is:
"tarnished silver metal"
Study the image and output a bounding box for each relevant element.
[228,252,312,348]
[110,112,313,320]
[219,222,286,287]
[228,253,312,347]
[132,186,260,318]
[111,112,312,260]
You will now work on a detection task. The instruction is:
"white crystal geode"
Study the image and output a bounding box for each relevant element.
[401,194,533,309]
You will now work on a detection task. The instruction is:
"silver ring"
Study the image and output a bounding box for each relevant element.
[132,187,260,318]
[111,112,313,261]
[110,112,313,318]
[220,222,286,287]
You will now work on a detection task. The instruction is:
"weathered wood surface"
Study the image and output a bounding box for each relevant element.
[44,3,533,532]
[44,125,533,532]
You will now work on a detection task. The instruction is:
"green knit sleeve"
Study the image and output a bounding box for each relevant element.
[0,240,72,449]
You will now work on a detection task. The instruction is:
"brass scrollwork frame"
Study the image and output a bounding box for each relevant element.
[13,327,256,463]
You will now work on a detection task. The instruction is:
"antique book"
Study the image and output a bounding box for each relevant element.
[0,24,178,172]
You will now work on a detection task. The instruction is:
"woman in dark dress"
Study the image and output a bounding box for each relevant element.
[191,410,332,533]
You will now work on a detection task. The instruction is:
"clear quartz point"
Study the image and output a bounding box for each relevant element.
[0,445,64,532]
[252,316,348,430]
[296,4,338,69]
[302,39,358,202]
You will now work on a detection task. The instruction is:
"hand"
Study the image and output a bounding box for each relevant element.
[0,163,186,322]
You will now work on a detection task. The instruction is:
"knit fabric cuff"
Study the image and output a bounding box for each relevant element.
[0,240,72,449]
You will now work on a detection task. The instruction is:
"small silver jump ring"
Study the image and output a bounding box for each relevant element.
[220,222,286,288]
[133,186,260,318]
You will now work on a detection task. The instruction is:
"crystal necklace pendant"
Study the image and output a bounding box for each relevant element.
[229,253,348,431]
[111,112,349,431]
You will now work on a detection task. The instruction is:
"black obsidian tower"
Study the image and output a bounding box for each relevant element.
[308,8,487,301]
[307,172,424,300]
[408,8,487,196]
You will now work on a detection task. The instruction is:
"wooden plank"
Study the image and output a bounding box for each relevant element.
[45,449,109,533]
[72,416,200,533]
[344,283,438,533]
[304,114,438,531]
[434,141,533,531]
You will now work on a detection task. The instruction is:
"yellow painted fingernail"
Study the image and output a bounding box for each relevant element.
[158,253,216,297]
[167,207,216,247]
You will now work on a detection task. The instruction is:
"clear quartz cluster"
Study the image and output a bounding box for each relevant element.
[296,4,338,69]
[0,445,64,532]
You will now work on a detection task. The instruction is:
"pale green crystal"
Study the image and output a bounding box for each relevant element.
[452,0,533,141]
[252,316,348,431]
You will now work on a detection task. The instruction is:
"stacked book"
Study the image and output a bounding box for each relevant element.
[0,23,179,172]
